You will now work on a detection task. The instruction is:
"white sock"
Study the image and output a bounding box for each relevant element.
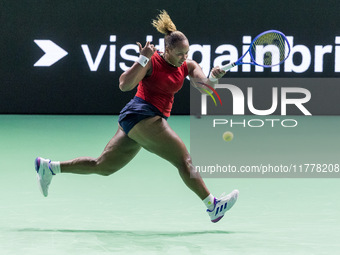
[50,161,61,174]
[203,194,215,210]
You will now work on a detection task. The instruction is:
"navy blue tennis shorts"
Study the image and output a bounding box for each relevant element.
[118,96,168,135]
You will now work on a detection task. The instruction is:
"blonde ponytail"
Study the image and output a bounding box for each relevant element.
[152,10,177,35]
[151,10,188,50]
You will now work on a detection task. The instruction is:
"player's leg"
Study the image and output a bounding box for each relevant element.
[61,128,141,176]
[35,128,141,196]
[128,116,239,223]
[128,116,209,200]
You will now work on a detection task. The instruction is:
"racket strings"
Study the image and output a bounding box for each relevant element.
[251,32,287,66]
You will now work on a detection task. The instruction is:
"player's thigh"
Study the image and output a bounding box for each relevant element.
[128,116,190,168]
[97,127,142,171]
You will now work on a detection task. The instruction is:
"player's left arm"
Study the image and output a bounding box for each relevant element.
[186,59,226,93]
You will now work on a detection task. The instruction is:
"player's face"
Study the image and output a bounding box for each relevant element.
[165,39,189,67]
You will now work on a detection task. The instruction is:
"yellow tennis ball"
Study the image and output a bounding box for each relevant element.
[222,131,234,142]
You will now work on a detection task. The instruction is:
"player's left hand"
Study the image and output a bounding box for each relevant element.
[210,66,226,80]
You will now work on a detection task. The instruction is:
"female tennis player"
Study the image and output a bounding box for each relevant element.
[35,10,239,223]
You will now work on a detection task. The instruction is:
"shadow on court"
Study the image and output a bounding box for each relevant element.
[16,227,248,236]
[9,228,253,254]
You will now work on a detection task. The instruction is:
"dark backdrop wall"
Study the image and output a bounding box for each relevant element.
[1,0,339,114]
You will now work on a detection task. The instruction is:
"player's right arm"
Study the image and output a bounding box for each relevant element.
[119,42,156,92]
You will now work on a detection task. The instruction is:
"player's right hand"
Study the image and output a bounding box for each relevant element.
[137,41,157,59]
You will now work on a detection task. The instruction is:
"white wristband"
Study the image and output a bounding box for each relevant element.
[209,72,218,82]
[136,55,149,67]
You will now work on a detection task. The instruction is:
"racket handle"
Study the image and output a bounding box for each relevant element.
[221,62,236,71]
[209,62,236,82]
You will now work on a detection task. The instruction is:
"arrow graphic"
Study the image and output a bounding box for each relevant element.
[34,40,68,67]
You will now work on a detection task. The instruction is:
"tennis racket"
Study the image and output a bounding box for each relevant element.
[210,30,291,81]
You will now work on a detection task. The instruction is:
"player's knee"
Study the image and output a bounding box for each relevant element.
[97,166,118,176]
[176,154,194,173]
[100,171,114,176]
[95,158,119,176]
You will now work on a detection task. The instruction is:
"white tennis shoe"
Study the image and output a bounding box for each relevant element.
[207,189,239,223]
[35,157,55,197]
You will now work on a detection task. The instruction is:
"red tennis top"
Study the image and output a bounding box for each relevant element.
[135,52,189,117]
